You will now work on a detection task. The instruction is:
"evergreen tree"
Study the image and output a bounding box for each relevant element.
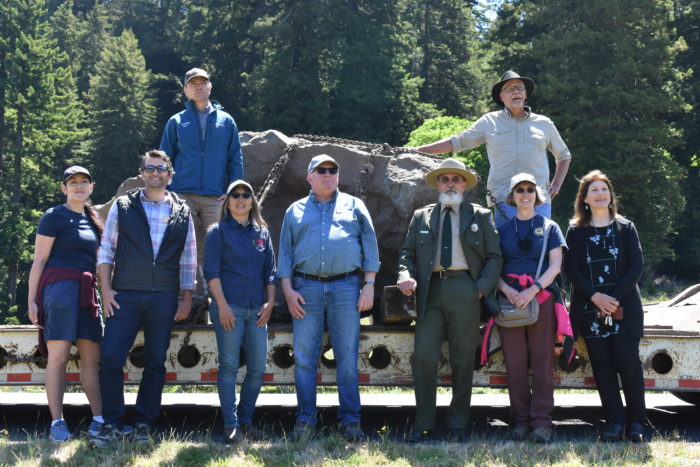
[0,0,82,312]
[408,0,487,118]
[86,29,157,202]
[666,0,700,279]
[490,0,686,270]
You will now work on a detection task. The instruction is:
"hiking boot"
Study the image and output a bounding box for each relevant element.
[132,423,153,445]
[239,423,262,441]
[89,424,124,449]
[287,420,315,442]
[223,426,243,445]
[508,425,529,441]
[529,426,552,443]
[601,423,624,442]
[87,419,103,437]
[626,423,645,443]
[340,421,365,442]
[49,420,70,443]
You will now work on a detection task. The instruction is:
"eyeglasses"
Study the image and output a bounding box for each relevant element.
[502,86,526,94]
[143,165,170,174]
[230,192,252,199]
[515,186,536,194]
[315,167,338,175]
[438,175,464,184]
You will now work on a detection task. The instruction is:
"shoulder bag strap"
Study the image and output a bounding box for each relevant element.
[534,222,551,280]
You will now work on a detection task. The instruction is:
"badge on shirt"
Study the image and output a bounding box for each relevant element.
[534,227,544,236]
[254,238,266,252]
[162,215,170,224]
[471,223,479,232]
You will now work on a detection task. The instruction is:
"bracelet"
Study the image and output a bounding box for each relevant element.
[534,281,544,291]
[363,281,375,286]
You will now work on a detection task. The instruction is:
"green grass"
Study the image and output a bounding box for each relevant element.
[2,430,697,466]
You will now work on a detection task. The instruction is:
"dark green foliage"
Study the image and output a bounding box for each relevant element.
[85,29,157,202]
[490,0,687,270]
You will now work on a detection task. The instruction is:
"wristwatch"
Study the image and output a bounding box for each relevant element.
[363,281,375,286]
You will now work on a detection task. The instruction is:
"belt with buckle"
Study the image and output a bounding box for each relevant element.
[431,270,469,279]
[293,269,360,282]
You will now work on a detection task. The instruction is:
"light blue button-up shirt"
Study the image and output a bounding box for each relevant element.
[277,190,381,278]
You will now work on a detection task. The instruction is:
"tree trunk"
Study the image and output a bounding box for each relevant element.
[6,105,23,307]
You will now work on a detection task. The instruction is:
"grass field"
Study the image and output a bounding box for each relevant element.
[2,431,699,466]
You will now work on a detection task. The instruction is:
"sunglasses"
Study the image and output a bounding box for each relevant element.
[438,175,464,184]
[315,167,338,175]
[515,186,536,194]
[230,192,252,199]
[143,165,170,174]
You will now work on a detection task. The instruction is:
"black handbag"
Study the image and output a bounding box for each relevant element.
[495,223,550,328]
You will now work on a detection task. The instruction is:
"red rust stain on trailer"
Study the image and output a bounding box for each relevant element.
[584,377,597,386]
[644,379,656,387]
[8,373,31,382]
[201,371,218,381]
[489,375,508,385]
[679,379,700,388]
[165,372,177,381]
[66,373,80,382]
[358,374,370,383]
[263,373,274,382]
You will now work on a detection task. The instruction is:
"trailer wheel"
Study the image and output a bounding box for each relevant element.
[671,391,700,406]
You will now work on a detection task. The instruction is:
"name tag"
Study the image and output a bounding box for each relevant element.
[420,230,429,234]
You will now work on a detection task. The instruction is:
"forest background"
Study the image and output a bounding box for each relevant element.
[0,0,698,323]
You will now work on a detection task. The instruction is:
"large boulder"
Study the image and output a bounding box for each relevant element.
[97,130,484,317]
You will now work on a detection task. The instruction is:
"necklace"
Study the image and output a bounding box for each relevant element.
[515,217,535,250]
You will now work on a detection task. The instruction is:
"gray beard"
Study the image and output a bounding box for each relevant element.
[439,191,463,208]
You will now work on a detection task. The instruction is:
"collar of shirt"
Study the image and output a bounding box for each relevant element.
[139,189,174,207]
[197,103,213,115]
[504,106,531,120]
[309,189,339,206]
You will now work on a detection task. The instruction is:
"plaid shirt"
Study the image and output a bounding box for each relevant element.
[97,190,197,290]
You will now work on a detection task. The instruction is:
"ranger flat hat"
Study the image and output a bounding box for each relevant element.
[62,165,92,183]
[491,70,535,107]
[425,158,478,190]
[184,67,210,85]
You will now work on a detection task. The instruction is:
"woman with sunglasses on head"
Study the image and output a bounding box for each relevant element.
[563,170,646,443]
[203,180,276,444]
[27,166,105,442]
[496,173,567,443]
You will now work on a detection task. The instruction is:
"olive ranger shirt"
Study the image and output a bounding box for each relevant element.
[450,107,571,206]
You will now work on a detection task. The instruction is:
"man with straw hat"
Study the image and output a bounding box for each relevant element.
[398,158,502,442]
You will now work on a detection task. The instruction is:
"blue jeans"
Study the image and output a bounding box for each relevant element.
[210,301,268,428]
[99,291,177,426]
[494,202,551,227]
[292,274,361,425]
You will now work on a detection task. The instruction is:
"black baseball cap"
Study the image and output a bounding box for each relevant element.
[63,166,92,183]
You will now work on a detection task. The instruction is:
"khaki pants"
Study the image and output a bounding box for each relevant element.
[176,192,223,297]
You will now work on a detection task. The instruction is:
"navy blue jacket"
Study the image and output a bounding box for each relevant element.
[159,100,243,196]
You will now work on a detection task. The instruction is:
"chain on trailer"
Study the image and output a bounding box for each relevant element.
[2,134,504,367]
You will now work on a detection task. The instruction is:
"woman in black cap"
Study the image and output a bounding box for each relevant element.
[203,179,276,444]
[564,170,646,442]
[27,166,105,442]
